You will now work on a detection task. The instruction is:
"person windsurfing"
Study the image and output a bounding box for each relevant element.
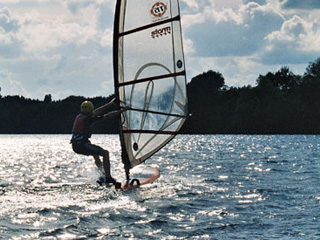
[71,98,129,188]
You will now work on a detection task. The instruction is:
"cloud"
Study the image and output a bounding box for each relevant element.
[0,6,99,56]
[183,1,284,57]
[243,0,266,4]
[0,7,22,57]
[12,5,98,53]
[283,0,320,9]
[261,15,320,64]
[100,28,112,47]
[180,0,200,10]
[181,0,320,88]
[0,1,115,99]
[1,0,319,99]
[0,1,113,55]
[0,69,29,97]
[17,18,96,53]
[0,7,19,32]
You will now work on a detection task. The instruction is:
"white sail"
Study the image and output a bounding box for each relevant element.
[113,0,188,175]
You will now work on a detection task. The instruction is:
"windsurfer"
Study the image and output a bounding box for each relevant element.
[71,98,129,188]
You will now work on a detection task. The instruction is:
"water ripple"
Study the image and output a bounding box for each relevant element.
[1,135,320,239]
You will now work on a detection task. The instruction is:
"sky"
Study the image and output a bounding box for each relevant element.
[0,0,320,100]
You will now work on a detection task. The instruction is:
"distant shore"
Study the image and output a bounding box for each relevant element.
[1,57,320,134]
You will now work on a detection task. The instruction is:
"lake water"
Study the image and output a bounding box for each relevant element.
[0,134,320,239]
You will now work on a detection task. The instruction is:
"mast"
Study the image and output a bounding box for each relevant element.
[113,0,131,180]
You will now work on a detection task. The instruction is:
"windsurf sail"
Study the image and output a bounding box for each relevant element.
[113,0,188,179]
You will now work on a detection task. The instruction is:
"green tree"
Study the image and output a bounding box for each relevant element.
[44,94,52,103]
[188,70,225,93]
[185,70,226,133]
[256,67,300,91]
[305,57,320,78]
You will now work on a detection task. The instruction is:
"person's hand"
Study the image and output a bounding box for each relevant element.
[110,98,117,106]
[122,106,130,111]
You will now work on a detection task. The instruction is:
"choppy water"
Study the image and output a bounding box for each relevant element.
[1,135,320,239]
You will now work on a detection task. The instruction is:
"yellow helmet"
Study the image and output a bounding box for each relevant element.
[81,101,94,115]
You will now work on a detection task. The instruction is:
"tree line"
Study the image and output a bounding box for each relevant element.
[1,57,320,134]
[0,95,118,134]
[184,57,320,134]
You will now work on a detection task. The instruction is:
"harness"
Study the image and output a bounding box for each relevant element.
[71,134,87,144]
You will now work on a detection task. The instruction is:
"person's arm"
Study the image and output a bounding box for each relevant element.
[93,98,116,116]
[103,106,130,120]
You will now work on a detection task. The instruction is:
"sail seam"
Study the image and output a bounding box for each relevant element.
[119,15,180,37]
[123,129,178,134]
[128,107,186,118]
[119,70,185,87]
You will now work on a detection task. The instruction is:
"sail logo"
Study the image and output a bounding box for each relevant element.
[151,26,171,38]
[150,2,167,17]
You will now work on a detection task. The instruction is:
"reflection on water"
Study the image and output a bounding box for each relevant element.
[1,134,320,239]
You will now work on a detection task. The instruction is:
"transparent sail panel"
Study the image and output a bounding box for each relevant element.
[114,0,187,168]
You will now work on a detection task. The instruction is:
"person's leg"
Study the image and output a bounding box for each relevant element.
[84,143,110,176]
[92,151,112,179]
[93,155,104,174]
[84,142,119,185]
[101,150,120,187]
[101,149,112,179]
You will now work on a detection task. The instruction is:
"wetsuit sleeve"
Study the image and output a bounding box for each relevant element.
[89,116,104,126]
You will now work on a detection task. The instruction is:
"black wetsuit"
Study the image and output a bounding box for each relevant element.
[71,113,104,156]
